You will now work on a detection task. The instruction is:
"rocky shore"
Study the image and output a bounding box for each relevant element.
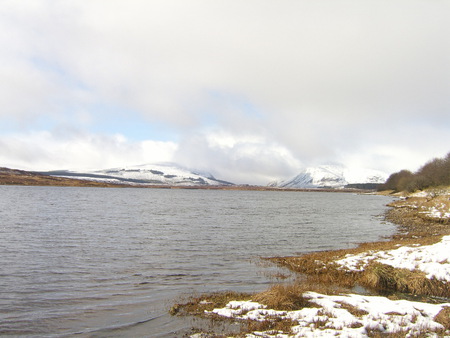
[172,188,450,337]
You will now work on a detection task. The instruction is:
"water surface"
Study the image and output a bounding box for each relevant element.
[0,186,395,336]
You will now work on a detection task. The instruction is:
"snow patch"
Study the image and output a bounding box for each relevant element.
[207,293,450,337]
[44,163,233,186]
[335,236,450,282]
[277,164,387,189]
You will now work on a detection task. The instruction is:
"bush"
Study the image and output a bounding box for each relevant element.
[379,152,450,192]
[380,170,414,192]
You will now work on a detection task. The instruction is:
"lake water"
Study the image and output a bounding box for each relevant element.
[0,186,395,337]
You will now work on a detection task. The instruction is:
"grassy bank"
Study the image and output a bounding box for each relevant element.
[171,188,450,337]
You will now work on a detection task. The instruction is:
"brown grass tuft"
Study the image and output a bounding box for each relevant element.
[359,262,450,297]
[336,301,369,317]
[170,291,252,316]
[434,306,450,330]
[243,316,297,335]
[367,330,411,338]
[253,283,311,311]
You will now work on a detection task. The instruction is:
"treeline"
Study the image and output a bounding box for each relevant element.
[379,152,450,192]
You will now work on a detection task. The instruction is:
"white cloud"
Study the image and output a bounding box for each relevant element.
[0,0,449,183]
[0,131,177,171]
[174,129,302,184]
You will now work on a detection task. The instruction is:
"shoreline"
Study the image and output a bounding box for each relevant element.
[0,167,375,193]
[172,188,450,337]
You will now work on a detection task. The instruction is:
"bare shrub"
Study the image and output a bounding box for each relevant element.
[380,152,450,192]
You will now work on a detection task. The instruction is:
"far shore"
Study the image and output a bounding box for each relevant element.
[172,187,450,337]
[0,166,375,193]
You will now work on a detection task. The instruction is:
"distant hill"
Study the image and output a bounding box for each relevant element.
[270,165,387,189]
[0,167,127,187]
[38,163,234,187]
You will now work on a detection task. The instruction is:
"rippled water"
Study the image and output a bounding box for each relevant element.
[0,186,395,337]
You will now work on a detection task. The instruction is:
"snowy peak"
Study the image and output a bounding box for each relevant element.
[344,168,387,185]
[41,163,234,186]
[279,165,346,189]
[277,165,387,189]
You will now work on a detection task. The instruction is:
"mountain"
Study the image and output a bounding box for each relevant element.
[0,167,125,187]
[39,163,234,186]
[272,164,387,189]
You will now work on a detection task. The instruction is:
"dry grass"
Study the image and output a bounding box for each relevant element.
[172,282,339,317]
[269,249,450,299]
[170,289,301,337]
[170,291,253,316]
[252,284,310,311]
[361,262,450,297]
[267,193,450,298]
[434,306,450,330]
[388,195,450,226]
[366,329,411,337]
[242,316,297,335]
[172,190,450,336]
[0,167,130,188]
[336,301,369,317]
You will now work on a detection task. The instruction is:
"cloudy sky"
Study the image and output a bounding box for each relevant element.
[1,0,449,184]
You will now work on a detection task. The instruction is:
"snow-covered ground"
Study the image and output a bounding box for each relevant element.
[205,292,450,337]
[335,235,450,282]
[393,190,450,220]
[200,235,450,337]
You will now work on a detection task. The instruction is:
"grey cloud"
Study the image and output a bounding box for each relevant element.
[174,130,302,184]
[0,0,449,182]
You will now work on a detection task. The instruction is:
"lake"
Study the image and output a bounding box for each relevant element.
[0,186,395,337]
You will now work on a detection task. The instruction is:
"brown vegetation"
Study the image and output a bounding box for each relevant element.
[379,152,450,192]
[0,167,129,188]
[0,166,374,192]
[435,306,450,330]
[172,189,450,336]
[253,283,324,311]
[268,194,450,298]
[170,291,253,316]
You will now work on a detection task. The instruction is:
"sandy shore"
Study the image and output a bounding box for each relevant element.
[173,188,450,337]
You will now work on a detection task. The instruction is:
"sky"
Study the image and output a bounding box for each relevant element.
[0,0,449,185]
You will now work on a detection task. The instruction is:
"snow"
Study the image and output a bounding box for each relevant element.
[202,233,450,336]
[49,163,233,186]
[335,236,450,282]
[344,167,388,185]
[278,164,387,189]
[211,301,266,317]
[206,292,450,337]
[421,206,450,219]
[389,193,450,220]
[94,163,220,185]
[198,188,450,337]
[410,188,450,198]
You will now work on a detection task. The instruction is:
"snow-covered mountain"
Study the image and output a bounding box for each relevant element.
[272,164,387,189]
[40,163,234,186]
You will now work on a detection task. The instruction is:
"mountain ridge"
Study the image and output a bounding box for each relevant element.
[39,163,234,187]
[271,164,387,189]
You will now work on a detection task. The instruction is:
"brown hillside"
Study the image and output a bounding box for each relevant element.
[0,167,127,188]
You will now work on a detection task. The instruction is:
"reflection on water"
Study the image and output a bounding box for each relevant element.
[0,186,394,336]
